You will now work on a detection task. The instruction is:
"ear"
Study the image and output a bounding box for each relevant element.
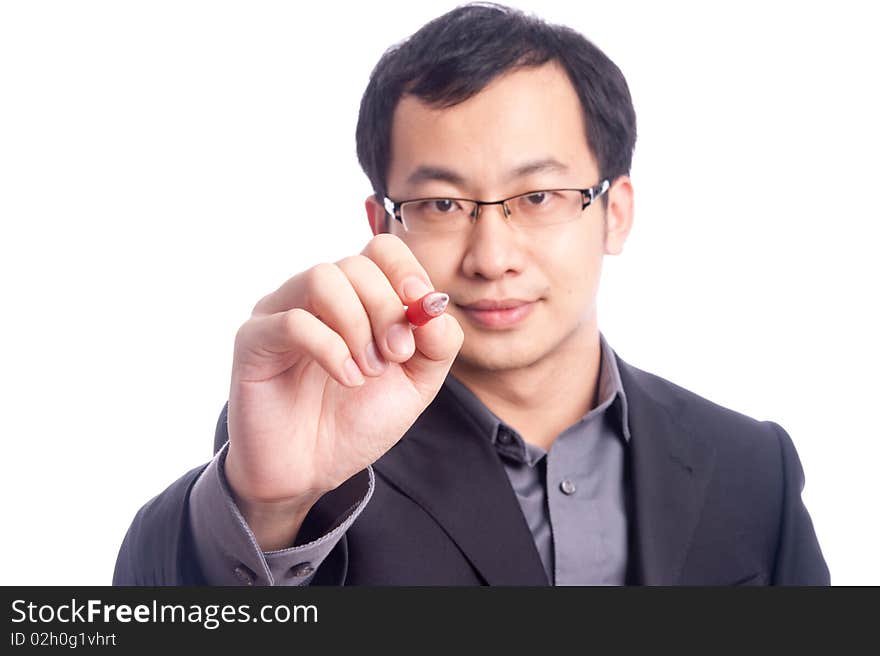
[604,175,634,256]
[365,194,388,236]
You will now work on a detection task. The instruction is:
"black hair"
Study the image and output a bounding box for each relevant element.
[355,2,637,220]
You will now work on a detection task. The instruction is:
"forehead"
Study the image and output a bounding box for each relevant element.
[387,61,595,194]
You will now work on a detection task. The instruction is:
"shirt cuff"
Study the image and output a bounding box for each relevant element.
[188,440,374,585]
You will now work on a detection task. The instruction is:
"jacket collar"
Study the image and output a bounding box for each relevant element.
[373,344,717,585]
[442,330,631,459]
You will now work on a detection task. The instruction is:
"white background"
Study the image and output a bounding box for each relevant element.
[1,1,877,585]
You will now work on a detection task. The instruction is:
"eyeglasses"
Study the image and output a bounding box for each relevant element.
[382,179,610,234]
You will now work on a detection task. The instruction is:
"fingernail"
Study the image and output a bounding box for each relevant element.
[402,276,431,300]
[364,340,387,374]
[343,357,365,386]
[387,323,414,356]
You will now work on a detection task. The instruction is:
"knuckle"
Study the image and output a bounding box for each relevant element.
[233,318,251,347]
[335,254,377,283]
[251,293,271,316]
[233,315,263,354]
[334,254,365,270]
[371,232,403,247]
[363,232,403,257]
[281,307,309,333]
[308,261,339,284]
[303,262,339,304]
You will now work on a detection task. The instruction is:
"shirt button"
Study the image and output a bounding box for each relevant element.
[497,429,513,445]
[559,479,577,495]
[289,562,315,578]
[233,564,256,585]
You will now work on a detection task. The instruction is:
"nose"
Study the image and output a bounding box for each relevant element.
[461,202,524,280]
[473,199,511,221]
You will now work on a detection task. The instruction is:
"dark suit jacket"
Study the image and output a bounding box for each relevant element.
[113,349,830,585]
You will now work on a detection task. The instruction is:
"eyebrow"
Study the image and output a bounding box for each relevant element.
[405,157,570,187]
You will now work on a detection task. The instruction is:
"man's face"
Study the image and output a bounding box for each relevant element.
[367,61,632,375]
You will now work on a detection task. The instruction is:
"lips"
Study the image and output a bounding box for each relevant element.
[457,298,538,329]
[459,298,535,311]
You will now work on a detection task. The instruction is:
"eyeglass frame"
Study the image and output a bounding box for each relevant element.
[381,179,611,232]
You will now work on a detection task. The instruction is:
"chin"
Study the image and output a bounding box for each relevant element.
[453,334,548,373]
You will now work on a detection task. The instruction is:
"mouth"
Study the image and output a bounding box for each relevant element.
[459,298,535,311]
[456,299,538,329]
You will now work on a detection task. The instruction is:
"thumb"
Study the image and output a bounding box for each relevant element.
[403,312,464,396]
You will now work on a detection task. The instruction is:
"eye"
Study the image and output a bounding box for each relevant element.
[524,192,550,206]
[432,199,457,213]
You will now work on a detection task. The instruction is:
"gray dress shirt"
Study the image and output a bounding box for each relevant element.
[189,330,631,585]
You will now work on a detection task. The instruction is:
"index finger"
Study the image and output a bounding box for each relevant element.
[360,233,436,305]
[251,233,436,318]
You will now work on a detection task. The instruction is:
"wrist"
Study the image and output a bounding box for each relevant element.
[222,451,325,551]
[232,492,321,552]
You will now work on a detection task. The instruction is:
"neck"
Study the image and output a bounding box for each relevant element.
[450,317,603,451]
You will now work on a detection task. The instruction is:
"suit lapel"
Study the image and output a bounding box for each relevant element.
[373,382,549,585]
[615,351,717,585]
[373,348,717,586]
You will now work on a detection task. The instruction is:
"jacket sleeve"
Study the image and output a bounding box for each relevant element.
[113,401,363,586]
[766,421,831,585]
[112,463,210,586]
[188,438,373,585]
[112,402,239,585]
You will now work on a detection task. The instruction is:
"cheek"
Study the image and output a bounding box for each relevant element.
[540,229,604,305]
[545,222,603,272]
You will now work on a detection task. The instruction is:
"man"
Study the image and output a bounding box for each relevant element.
[113,3,830,586]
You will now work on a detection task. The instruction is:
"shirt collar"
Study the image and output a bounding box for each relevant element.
[442,330,631,463]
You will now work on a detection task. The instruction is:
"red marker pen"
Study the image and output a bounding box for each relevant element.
[405,291,450,327]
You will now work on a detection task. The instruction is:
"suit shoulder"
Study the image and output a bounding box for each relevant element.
[622,359,780,452]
